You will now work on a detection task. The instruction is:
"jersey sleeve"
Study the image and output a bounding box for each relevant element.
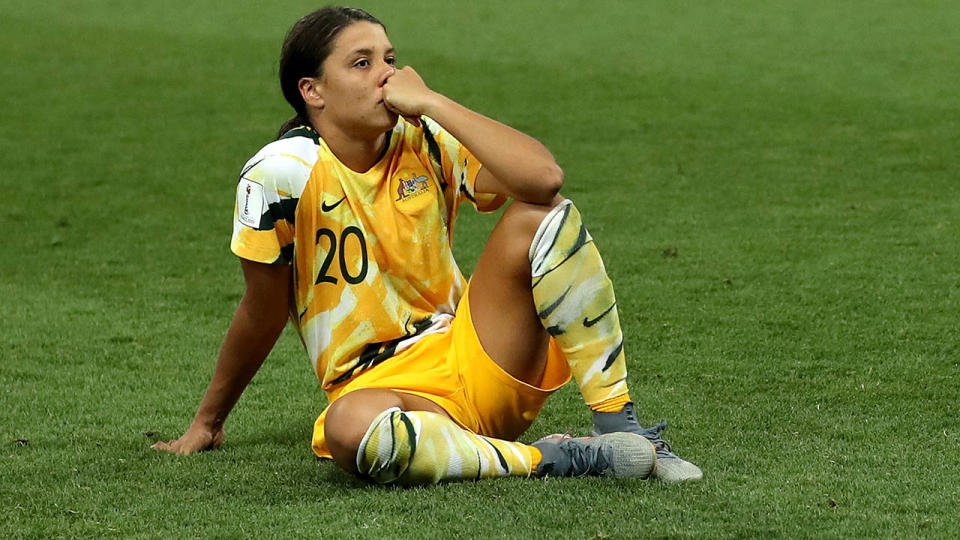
[230,153,303,265]
[421,117,507,213]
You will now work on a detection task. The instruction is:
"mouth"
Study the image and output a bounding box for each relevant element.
[379,99,396,115]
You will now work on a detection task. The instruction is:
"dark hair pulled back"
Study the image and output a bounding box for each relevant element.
[276,6,384,138]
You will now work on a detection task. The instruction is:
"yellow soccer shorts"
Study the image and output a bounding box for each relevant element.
[311,285,572,459]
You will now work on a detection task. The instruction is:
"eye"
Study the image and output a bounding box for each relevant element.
[353,59,370,69]
[385,56,396,66]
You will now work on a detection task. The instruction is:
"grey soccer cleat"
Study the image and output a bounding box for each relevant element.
[532,432,656,479]
[592,402,703,483]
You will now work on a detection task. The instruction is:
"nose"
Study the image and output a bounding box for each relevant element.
[379,65,396,87]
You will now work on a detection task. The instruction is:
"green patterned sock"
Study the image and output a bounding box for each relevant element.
[529,200,629,406]
[356,408,537,485]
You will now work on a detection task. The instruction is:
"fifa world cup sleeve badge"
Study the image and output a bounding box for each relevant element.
[238,178,266,229]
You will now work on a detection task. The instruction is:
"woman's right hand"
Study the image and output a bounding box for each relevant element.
[383,66,439,123]
[152,424,224,455]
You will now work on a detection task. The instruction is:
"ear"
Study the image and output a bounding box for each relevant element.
[298,77,324,109]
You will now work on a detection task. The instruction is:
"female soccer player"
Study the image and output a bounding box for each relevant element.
[154,6,702,485]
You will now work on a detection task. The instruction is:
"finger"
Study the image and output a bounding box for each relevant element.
[404,115,421,127]
[384,99,403,116]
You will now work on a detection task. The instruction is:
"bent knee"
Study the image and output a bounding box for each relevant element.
[324,389,405,472]
[490,196,569,265]
[495,195,566,248]
[501,195,567,230]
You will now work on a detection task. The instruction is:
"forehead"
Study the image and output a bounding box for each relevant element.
[330,21,392,55]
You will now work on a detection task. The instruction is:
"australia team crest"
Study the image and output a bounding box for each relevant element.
[392,172,435,214]
[396,174,431,202]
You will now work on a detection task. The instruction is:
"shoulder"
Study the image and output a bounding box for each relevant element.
[240,131,321,191]
[418,116,460,159]
[420,116,442,135]
[392,117,442,167]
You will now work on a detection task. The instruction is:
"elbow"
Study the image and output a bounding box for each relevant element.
[547,162,565,194]
[536,162,564,203]
[509,161,564,205]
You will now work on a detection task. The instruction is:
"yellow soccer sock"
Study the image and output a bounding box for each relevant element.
[590,392,631,413]
[529,200,630,407]
[356,407,538,486]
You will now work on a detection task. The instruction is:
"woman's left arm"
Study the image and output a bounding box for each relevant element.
[383,66,563,204]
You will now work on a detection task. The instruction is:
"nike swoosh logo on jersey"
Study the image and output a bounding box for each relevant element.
[321,196,347,212]
[583,303,616,327]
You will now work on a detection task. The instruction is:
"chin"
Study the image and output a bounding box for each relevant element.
[355,110,399,139]
[384,111,400,129]
[366,118,397,137]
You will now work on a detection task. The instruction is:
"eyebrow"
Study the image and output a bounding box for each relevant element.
[350,47,395,57]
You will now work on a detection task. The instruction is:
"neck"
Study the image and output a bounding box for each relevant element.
[311,117,389,173]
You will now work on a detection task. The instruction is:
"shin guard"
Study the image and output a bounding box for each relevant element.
[356,408,537,485]
[529,200,630,406]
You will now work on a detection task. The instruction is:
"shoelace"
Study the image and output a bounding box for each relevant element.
[562,438,610,476]
[639,421,676,458]
[619,405,675,458]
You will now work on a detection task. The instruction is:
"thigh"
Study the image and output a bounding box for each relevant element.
[313,331,468,462]
[468,197,564,385]
[451,286,571,441]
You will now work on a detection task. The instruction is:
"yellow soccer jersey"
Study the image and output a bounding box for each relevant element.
[231,117,505,392]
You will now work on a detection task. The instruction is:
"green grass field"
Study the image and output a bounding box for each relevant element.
[2,0,959,537]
